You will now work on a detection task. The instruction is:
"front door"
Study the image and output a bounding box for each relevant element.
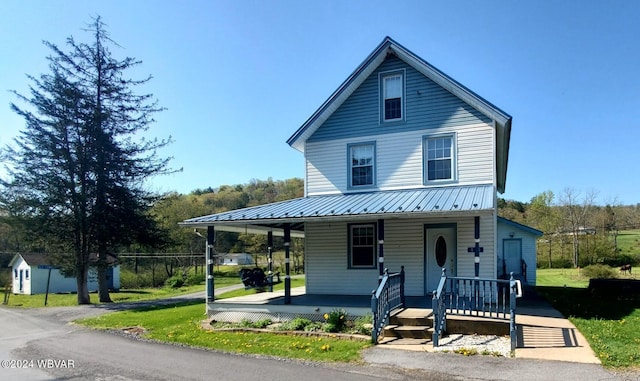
[19,269,24,292]
[425,225,456,294]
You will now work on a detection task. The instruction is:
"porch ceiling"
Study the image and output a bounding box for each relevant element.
[180,185,494,236]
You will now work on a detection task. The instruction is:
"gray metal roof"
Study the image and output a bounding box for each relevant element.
[181,185,494,235]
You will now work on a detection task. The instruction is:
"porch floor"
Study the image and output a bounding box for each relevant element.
[213,286,431,308]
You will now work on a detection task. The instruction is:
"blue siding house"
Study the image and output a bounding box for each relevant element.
[183,37,536,318]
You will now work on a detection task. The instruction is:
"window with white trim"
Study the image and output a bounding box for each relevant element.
[381,72,403,121]
[349,223,377,268]
[349,143,375,188]
[424,135,455,182]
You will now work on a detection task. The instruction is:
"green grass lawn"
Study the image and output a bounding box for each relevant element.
[4,284,206,308]
[616,229,640,257]
[536,268,590,288]
[77,301,369,363]
[536,268,640,368]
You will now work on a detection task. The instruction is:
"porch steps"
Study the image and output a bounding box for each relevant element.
[383,308,434,341]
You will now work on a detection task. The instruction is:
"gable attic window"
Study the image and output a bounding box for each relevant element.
[348,223,377,269]
[380,70,405,122]
[424,134,457,183]
[348,142,376,188]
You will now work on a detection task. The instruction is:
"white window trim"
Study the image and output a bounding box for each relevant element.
[379,69,405,123]
[423,133,457,185]
[347,141,376,189]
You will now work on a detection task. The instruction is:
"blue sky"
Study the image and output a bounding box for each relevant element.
[1,1,638,205]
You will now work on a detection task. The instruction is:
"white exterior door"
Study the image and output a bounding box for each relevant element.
[425,226,456,294]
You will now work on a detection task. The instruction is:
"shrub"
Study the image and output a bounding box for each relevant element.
[165,275,185,288]
[279,317,313,331]
[238,318,272,329]
[353,314,373,335]
[323,308,347,333]
[120,269,169,289]
[185,272,205,286]
[582,264,618,279]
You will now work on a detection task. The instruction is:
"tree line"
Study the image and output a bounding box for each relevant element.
[499,189,640,268]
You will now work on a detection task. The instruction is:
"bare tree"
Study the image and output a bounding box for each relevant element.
[558,188,598,268]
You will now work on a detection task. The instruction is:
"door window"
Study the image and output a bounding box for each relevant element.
[435,236,447,267]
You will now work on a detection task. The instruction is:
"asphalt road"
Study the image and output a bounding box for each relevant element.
[0,293,449,381]
[0,288,637,381]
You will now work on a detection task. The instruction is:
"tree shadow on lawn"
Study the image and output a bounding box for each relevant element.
[125,299,203,313]
[536,285,640,320]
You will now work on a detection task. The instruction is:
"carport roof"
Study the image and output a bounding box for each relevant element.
[180,185,495,236]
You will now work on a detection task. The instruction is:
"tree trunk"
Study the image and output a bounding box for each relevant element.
[97,253,112,303]
[76,260,90,305]
[572,232,579,268]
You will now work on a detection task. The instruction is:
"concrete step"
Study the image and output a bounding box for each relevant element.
[384,324,434,339]
[390,308,433,327]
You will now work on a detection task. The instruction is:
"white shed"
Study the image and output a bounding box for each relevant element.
[8,253,120,295]
[217,253,254,266]
[497,217,543,285]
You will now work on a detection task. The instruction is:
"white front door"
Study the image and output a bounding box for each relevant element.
[425,226,456,294]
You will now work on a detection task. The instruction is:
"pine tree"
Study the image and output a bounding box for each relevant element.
[1,17,175,304]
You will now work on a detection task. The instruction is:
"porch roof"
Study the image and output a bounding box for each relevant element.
[180,185,494,236]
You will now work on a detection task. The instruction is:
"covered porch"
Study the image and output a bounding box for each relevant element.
[207,285,433,323]
[180,185,496,310]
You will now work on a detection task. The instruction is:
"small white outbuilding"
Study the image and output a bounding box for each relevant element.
[8,253,120,295]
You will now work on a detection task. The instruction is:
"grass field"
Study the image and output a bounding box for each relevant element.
[77,301,369,363]
[3,283,206,308]
[536,268,640,368]
[617,229,640,257]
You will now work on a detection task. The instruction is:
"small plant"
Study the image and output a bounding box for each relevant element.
[323,308,347,333]
[453,347,478,356]
[279,317,313,331]
[353,314,373,335]
[238,318,272,329]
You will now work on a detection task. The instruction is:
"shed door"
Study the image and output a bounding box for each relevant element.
[19,269,24,292]
[504,239,522,276]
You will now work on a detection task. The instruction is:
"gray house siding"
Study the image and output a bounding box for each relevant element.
[304,55,495,196]
[304,212,495,296]
[307,56,491,143]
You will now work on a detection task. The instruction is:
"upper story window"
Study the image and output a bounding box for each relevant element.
[424,134,456,183]
[380,70,405,122]
[348,223,377,269]
[348,142,376,188]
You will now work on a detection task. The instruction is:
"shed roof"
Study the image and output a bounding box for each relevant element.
[498,217,544,237]
[8,253,119,268]
[286,36,512,193]
[181,185,494,236]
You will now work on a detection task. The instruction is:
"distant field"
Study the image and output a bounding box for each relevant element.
[617,229,640,257]
[536,268,590,288]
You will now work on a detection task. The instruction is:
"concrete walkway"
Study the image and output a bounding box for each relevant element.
[515,287,600,363]
[380,287,601,364]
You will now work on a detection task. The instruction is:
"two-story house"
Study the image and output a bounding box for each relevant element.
[182,37,539,317]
